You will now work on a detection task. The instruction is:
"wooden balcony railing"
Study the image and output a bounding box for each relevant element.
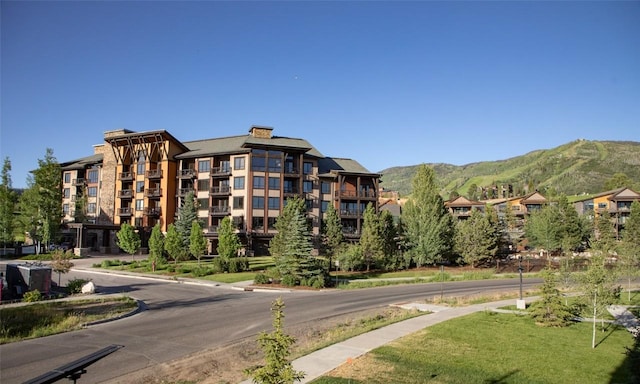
[145,169,163,179]
[118,189,134,199]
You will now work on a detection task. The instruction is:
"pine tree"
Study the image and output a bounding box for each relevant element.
[217,216,241,261]
[148,223,165,270]
[189,220,207,266]
[270,196,307,261]
[245,297,305,384]
[359,203,384,271]
[530,268,574,327]
[402,164,454,266]
[116,222,141,261]
[556,194,588,254]
[454,209,498,267]
[380,210,401,271]
[175,191,199,247]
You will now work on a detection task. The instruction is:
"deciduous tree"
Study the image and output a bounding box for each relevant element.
[189,220,207,266]
[116,222,141,261]
[147,223,165,270]
[359,203,384,271]
[0,157,17,245]
[165,223,187,264]
[402,164,454,266]
[454,209,498,267]
[217,216,241,261]
[618,200,640,302]
[51,250,74,286]
[524,204,561,265]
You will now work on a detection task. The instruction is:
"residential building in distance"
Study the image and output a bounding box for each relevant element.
[444,196,486,220]
[60,126,381,256]
[572,187,640,239]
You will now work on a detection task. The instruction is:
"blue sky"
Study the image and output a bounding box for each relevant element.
[1,1,639,189]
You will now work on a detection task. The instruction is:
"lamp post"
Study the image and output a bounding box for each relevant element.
[517,255,526,309]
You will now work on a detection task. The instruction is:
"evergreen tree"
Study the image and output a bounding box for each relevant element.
[402,164,454,266]
[530,268,574,327]
[116,222,141,261]
[17,182,40,246]
[175,191,199,247]
[454,209,498,267]
[524,204,561,265]
[603,173,632,191]
[189,220,208,266]
[504,201,516,231]
[148,223,165,270]
[322,203,344,259]
[380,209,401,271]
[281,205,314,283]
[592,213,617,255]
[556,194,588,254]
[467,183,479,201]
[270,197,307,260]
[217,216,241,261]
[245,297,305,384]
[359,203,384,271]
[165,223,188,264]
[618,200,640,302]
[0,157,17,245]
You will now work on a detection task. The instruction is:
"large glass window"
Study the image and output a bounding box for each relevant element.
[268,197,280,210]
[63,188,70,198]
[268,157,282,172]
[321,182,331,194]
[233,196,244,209]
[321,200,330,213]
[234,156,245,170]
[303,162,313,175]
[135,199,144,211]
[198,198,210,209]
[234,176,245,190]
[64,172,71,184]
[253,176,265,189]
[63,204,69,215]
[87,169,99,183]
[197,179,210,191]
[252,156,266,172]
[267,217,277,229]
[136,181,145,193]
[252,217,264,230]
[198,160,210,173]
[137,151,146,175]
[88,186,98,197]
[87,203,97,214]
[253,196,265,209]
[303,181,313,193]
[268,177,280,190]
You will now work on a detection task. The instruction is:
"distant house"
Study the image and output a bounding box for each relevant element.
[444,196,485,220]
[573,187,640,239]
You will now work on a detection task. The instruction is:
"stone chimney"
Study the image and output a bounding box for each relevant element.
[249,126,273,139]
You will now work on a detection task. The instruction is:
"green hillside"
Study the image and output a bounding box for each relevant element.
[380,140,640,198]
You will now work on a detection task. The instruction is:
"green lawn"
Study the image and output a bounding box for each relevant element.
[313,311,638,384]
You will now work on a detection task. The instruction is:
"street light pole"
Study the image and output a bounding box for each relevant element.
[517,255,526,309]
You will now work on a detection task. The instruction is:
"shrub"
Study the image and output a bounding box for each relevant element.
[22,290,42,302]
[254,272,271,285]
[67,278,90,294]
[191,266,213,277]
[211,257,227,273]
[281,274,298,287]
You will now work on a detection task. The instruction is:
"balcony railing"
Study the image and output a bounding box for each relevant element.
[177,188,194,196]
[178,169,197,178]
[72,178,86,186]
[118,172,134,181]
[211,166,231,177]
[118,207,132,217]
[210,186,231,195]
[284,188,300,196]
[340,210,362,218]
[284,167,299,176]
[143,207,161,217]
[144,188,162,198]
[118,189,134,199]
[210,206,231,215]
[145,169,163,179]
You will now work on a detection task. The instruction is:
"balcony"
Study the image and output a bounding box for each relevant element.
[210,206,231,216]
[118,207,132,217]
[284,188,300,197]
[178,169,197,179]
[146,169,163,179]
[145,188,162,198]
[340,209,361,218]
[72,178,86,186]
[118,189,134,199]
[211,166,231,177]
[119,172,134,181]
[210,186,231,196]
[284,167,299,177]
[177,188,194,196]
[144,207,161,217]
[208,225,219,234]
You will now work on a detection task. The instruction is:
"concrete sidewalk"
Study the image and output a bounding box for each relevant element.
[239,297,538,384]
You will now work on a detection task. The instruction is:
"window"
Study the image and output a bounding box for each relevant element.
[198,160,210,173]
[137,151,146,175]
[252,156,266,171]
[305,199,313,211]
[268,157,282,172]
[87,169,99,184]
[64,172,71,184]
[303,162,313,175]
[135,217,143,227]
[252,217,264,230]
[234,156,245,170]
[303,181,313,193]
[268,177,280,190]
[253,176,265,189]
[321,182,331,194]
[598,202,607,209]
[233,196,244,209]
[321,200,330,213]
[88,203,97,214]
[63,188,70,199]
[197,179,210,191]
[253,196,265,209]
[88,186,98,197]
[63,204,69,215]
[284,180,296,194]
[268,197,280,210]
[198,198,210,209]
[219,160,231,173]
[135,199,144,211]
[136,181,145,193]
[268,217,277,229]
[234,176,245,190]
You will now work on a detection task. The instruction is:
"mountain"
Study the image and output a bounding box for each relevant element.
[379,140,640,198]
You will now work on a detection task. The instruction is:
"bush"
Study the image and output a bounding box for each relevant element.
[67,278,90,294]
[191,266,213,277]
[22,290,42,302]
[281,274,298,287]
[254,272,271,285]
[211,258,227,274]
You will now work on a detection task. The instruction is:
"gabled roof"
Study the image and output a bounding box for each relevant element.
[444,196,485,207]
[573,187,640,202]
[520,191,547,204]
[60,154,103,170]
[176,134,325,159]
[104,129,190,152]
[317,157,379,177]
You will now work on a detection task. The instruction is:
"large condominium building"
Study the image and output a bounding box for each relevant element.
[59,126,381,255]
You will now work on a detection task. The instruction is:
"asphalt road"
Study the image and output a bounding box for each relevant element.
[0,260,542,384]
